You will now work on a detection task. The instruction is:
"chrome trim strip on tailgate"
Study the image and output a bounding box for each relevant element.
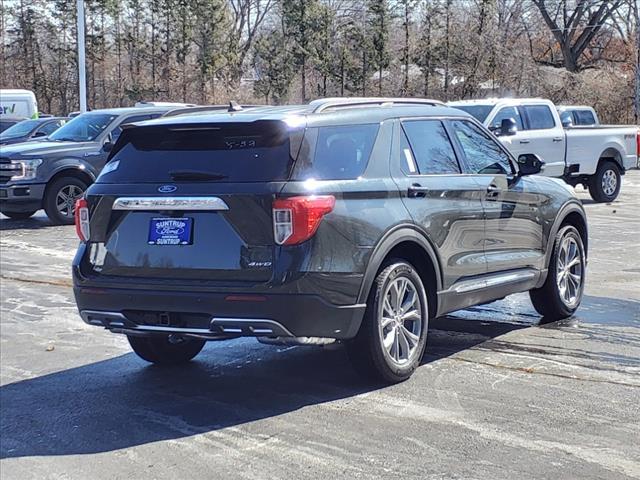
[112,196,229,211]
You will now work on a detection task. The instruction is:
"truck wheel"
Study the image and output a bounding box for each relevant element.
[588,161,621,202]
[127,335,206,365]
[1,210,37,220]
[347,260,429,383]
[44,177,88,225]
[530,225,585,323]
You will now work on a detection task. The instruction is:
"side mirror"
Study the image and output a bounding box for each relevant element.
[497,118,517,136]
[102,141,113,152]
[33,131,47,138]
[561,118,573,128]
[517,153,544,176]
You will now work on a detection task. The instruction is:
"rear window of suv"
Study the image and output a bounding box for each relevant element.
[99,121,379,183]
[99,121,295,183]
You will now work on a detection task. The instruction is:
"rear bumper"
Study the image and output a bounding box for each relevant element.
[622,153,638,171]
[0,183,45,212]
[73,285,366,340]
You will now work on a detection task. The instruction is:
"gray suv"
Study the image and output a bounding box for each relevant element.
[72,98,588,383]
[0,107,171,223]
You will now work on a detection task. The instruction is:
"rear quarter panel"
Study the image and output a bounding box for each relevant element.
[527,175,586,266]
[564,127,637,175]
[276,119,404,305]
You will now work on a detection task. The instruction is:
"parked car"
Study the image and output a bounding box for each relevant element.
[0,115,27,133]
[0,89,38,119]
[0,106,173,223]
[0,117,68,145]
[73,97,588,383]
[448,98,639,202]
[556,105,599,127]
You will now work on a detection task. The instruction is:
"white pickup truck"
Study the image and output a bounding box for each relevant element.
[448,98,639,202]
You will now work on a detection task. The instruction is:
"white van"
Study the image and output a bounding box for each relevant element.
[0,89,38,119]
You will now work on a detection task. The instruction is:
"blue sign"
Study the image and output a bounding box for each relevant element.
[148,217,192,245]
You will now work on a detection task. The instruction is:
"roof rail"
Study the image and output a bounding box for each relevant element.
[161,104,262,118]
[309,97,445,113]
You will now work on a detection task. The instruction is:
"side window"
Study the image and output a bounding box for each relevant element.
[523,105,556,130]
[576,110,596,125]
[401,120,460,174]
[292,124,379,180]
[490,107,524,131]
[450,120,513,175]
[37,122,61,136]
[111,114,153,142]
[560,110,574,126]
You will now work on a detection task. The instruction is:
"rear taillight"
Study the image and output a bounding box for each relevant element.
[273,195,335,245]
[74,198,90,242]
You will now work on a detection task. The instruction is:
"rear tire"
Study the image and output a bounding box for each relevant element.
[1,210,36,220]
[588,161,621,202]
[347,260,429,383]
[44,176,88,225]
[530,225,585,323]
[127,335,206,365]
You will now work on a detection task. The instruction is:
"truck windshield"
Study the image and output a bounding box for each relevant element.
[450,105,493,122]
[0,119,40,139]
[49,113,117,142]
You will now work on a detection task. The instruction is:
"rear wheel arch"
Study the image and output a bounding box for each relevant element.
[358,227,441,319]
[560,211,588,257]
[598,147,624,172]
[540,202,588,282]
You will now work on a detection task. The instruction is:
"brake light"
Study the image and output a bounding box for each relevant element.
[74,198,90,242]
[273,195,335,245]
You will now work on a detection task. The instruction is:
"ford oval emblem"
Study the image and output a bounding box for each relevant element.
[158,185,177,193]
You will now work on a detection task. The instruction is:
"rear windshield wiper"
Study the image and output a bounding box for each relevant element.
[168,170,228,181]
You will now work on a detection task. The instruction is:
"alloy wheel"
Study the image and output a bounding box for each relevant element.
[556,236,584,308]
[601,169,618,197]
[56,184,84,218]
[379,276,423,365]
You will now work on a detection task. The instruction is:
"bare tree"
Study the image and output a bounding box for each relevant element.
[531,0,623,72]
[0,0,635,122]
[227,0,275,89]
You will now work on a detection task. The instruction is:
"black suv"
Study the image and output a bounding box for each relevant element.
[72,98,588,383]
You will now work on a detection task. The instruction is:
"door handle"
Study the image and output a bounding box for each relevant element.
[486,183,501,197]
[553,137,564,142]
[408,183,429,198]
[519,139,530,144]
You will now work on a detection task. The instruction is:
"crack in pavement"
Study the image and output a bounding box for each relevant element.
[0,275,72,288]
[449,356,640,389]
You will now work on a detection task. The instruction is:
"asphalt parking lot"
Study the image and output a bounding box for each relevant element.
[1,172,639,480]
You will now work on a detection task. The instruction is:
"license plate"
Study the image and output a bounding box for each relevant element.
[148,217,193,245]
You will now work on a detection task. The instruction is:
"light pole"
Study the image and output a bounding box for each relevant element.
[77,0,87,113]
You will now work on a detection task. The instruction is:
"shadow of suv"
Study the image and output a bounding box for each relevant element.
[72,97,588,383]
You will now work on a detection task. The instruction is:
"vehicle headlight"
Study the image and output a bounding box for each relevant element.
[2,159,43,181]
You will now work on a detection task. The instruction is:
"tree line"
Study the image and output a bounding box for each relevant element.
[1,0,638,123]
